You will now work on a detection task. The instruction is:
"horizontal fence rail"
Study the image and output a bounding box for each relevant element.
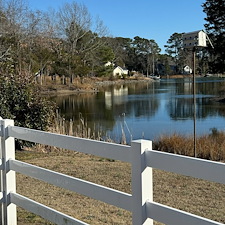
[10,193,88,225]
[9,159,132,212]
[7,125,131,163]
[146,150,225,185]
[0,118,224,225]
[146,201,223,225]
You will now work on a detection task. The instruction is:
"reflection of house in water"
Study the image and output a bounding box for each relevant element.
[183,79,192,94]
[105,86,128,109]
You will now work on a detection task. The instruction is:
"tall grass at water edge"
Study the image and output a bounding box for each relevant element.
[53,112,106,141]
[34,112,109,152]
[45,113,225,161]
[154,129,225,161]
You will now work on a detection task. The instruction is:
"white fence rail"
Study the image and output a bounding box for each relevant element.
[0,118,224,225]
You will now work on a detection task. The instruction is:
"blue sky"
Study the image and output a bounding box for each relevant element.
[29,0,206,52]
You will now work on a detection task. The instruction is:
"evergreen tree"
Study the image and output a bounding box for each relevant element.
[202,0,225,73]
[164,33,184,74]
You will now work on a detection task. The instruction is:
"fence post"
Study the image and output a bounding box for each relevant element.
[131,140,153,225]
[0,119,17,225]
[0,117,2,225]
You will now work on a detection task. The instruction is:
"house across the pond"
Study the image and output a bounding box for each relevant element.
[183,65,192,74]
[113,66,129,77]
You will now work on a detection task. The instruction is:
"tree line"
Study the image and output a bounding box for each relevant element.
[0,0,224,82]
[0,0,224,150]
[165,0,225,75]
[0,0,163,80]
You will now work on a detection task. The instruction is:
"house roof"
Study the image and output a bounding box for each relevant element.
[114,66,128,70]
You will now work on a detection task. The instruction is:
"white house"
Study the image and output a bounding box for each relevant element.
[183,65,192,74]
[113,66,129,77]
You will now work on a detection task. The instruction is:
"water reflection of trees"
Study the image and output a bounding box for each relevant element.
[166,79,225,120]
[163,78,225,96]
[104,84,159,118]
[50,79,225,138]
[51,93,116,135]
[124,97,159,118]
[51,82,160,133]
[167,97,216,120]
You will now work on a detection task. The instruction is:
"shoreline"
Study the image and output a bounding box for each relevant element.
[40,76,153,95]
[40,76,225,103]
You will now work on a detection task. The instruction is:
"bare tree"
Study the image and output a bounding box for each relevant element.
[0,0,29,74]
[57,1,108,54]
[2,0,28,36]
[23,10,56,74]
[56,1,108,79]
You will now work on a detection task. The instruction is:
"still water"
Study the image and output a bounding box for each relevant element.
[51,77,225,143]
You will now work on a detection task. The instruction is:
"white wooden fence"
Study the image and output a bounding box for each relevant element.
[0,118,224,225]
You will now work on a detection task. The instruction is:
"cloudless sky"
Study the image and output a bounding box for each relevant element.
[29,0,206,53]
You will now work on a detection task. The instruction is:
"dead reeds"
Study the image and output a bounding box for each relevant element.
[153,128,225,161]
[33,108,225,162]
[53,113,99,139]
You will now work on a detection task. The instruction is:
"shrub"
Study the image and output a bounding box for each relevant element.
[0,74,55,149]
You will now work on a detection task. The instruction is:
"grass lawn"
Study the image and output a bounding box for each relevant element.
[15,149,225,225]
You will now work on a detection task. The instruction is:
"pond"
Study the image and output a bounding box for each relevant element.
[50,77,225,144]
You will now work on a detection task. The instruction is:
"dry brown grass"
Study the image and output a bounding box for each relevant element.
[161,74,193,79]
[39,77,97,95]
[15,148,225,225]
[154,131,225,161]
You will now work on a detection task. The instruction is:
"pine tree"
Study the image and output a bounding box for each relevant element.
[164,33,184,74]
[202,0,225,73]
